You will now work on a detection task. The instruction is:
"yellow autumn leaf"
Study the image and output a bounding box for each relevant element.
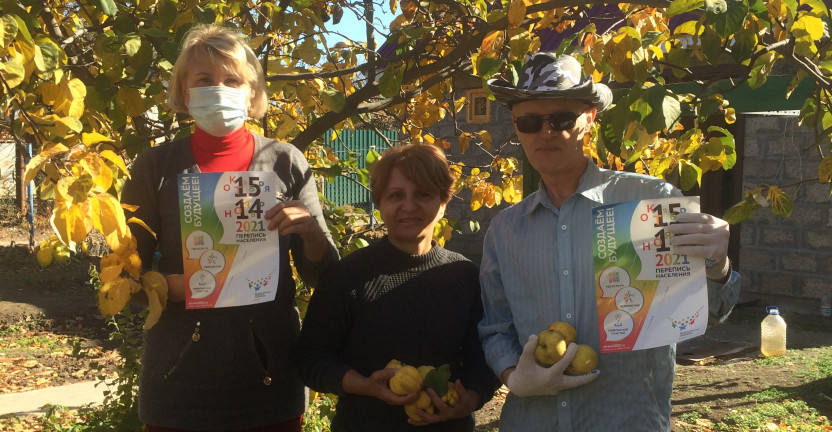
[481,31,501,53]
[122,250,142,278]
[143,271,169,306]
[454,97,467,113]
[116,87,145,117]
[275,117,297,139]
[80,152,113,191]
[390,14,410,32]
[144,287,163,330]
[724,107,736,124]
[794,15,824,40]
[484,184,501,207]
[100,149,129,176]
[24,143,69,184]
[92,193,130,252]
[62,78,87,118]
[818,154,832,183]
[39,81,61,104]
[69,202,93,244]
[470,186,484,211]
[56,116,82,133]
[127,216,157,238]
[99,262,125,284]
[67,98,85,119]
[54,176,86,205]
[50,204,72,246]
[478,130,492,150]
[536,10,555,30]
[766,185,794,217]
[296,83,316,108]
[433,219,450,246]
[82,132,114,147]
[507,0,527,28]
[502,177,523,204]
[1,58,25,88]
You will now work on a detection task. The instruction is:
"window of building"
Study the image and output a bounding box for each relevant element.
[466,89,490,124]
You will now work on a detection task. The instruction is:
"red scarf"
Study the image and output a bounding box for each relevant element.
[190,126,254,172]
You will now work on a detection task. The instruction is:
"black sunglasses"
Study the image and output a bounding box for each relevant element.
[512,112,583,133]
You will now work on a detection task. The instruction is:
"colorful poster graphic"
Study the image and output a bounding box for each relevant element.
[178,172,280,309]
[592,197,707,353]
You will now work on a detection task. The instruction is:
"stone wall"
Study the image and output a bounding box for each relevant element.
[739,115,832,302]
[432,97,521,264]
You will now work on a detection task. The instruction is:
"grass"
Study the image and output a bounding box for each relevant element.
[0,321,77,354]
[674,346,832,432]
[712,399,829,431]
[757,349,832,380]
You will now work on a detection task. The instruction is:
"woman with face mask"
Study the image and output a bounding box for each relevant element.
[120,24,338,432]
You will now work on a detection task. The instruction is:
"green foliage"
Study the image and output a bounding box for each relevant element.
[678,409,703,425]
[742,387,790,402]
[423,363,451,397]
[712,399,830,431]
[43,265,147,432]
[756,349,832,381]
[303,394,337,432]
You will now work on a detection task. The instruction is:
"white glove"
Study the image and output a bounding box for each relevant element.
[666,212,730,280]
[506,335,599,397]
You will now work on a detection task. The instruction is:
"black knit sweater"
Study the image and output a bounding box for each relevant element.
[296,236,499,432]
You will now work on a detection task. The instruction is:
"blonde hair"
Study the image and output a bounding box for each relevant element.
[370,144,454,207]
[166,24,268,119]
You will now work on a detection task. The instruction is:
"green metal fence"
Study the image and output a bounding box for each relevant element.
[323,129,398,210]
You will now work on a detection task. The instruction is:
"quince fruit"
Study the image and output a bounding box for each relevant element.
[547,321,577,345]
[385,359,404,371]
[441,382,459,407]
[534,329,567,367]
[53,245,71,264]
[404,390,434,422]
[37,246,53,267]
[389,365,423,395]
[417,365,435,379]
[565,344,598,375]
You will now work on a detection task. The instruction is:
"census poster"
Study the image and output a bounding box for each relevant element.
[592,197,707,353]
[178,172,280,309]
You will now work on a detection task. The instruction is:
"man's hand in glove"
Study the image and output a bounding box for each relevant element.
[505,335,600,397]
[666,212,731,281]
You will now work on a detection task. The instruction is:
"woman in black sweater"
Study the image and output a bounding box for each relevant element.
[296,144,499,431]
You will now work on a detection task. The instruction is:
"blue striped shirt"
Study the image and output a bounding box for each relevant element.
[479,163,741,432]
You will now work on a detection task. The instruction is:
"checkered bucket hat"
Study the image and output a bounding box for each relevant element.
[487,52,612,112]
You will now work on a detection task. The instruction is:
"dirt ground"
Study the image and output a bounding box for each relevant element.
[0,225,120,394]
[1,224,830,431]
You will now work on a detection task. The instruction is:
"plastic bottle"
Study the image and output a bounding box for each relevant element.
[821,291,832,318]
[760,306,787,357]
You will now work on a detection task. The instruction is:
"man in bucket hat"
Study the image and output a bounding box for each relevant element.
[478,52,741,431]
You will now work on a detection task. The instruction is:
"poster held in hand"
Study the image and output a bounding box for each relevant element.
[178,171,280,309]
[593,197,707,353]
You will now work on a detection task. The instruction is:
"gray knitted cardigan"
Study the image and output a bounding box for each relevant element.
[121,134,338,431]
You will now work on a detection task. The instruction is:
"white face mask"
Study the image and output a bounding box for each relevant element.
[187,86,249,137]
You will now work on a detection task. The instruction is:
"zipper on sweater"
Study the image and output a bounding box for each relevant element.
[250,319,272,385]
[164,321,200,380]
